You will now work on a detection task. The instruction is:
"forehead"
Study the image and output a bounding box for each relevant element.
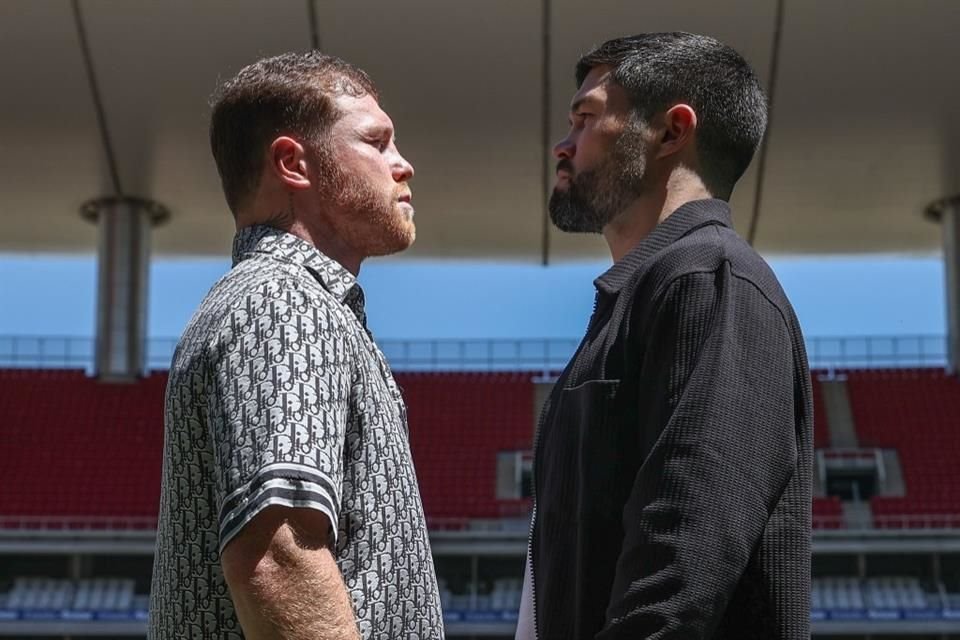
[331,93,393,131]
[571,65,630,114]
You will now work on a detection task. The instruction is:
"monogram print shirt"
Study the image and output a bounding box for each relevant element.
[149,225,444,639]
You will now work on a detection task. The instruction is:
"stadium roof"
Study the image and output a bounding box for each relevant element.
[2,1,957,262]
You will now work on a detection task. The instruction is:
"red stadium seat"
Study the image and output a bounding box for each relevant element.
[0,369,166,525]
[397,372,535,522]
[845,368,960,527]
[812,496,844,530]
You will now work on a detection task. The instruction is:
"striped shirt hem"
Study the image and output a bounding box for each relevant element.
[218,464,340,553]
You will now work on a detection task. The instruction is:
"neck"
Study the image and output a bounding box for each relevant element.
[602,174,714,263]
[286,220,363,276]
[236,200,363,276]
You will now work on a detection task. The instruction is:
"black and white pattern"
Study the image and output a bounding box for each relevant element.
[149,225,443,639]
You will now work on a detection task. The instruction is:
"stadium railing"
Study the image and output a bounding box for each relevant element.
[812,513,960,531]
[3,513,960,535]
[0,334,949,371]
[0,516,157,532]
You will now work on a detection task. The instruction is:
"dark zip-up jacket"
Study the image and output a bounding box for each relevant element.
[530,198,812,639]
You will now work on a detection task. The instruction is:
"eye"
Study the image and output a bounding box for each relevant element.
[365,132,391,152]
[569,112,592,129]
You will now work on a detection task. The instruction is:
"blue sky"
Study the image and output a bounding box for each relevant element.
[0,253,947,341]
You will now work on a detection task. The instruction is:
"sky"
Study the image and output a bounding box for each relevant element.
[0,253,947,343]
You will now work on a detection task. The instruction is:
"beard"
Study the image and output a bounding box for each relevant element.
[548,121,649,233]
[315,151,415,258]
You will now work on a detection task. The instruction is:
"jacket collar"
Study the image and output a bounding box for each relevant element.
[594,198,733,296]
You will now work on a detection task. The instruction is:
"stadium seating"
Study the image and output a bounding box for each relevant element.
[0,369,537,525]
[814,577,865,611]
[946,591,960,614]
[1,577,140,613]
[845,368,960,524]
[802,373,839,529]
[438,575,523,622]
[812,495,844,529]
[397,372,535,522]
[812,577,944,613]
[3,367,957,531]
[0,369,166,522]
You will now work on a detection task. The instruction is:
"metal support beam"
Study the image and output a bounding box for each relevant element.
[747,0,786,246]
[925,195,960,375]
[81,196,169,382]
[539,0,552,266]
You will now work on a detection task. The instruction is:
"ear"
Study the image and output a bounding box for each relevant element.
[656,104,697,160]
[268,136,312,191]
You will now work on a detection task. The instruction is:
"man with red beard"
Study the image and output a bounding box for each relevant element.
[149,52,443,639]
[519,33,812,639]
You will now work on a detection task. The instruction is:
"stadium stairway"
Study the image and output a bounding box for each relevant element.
[819,377,859,448]
[846,368,960,525]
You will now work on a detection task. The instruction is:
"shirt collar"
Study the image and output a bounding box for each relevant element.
[231,224,359,304]
[594,198,733,296]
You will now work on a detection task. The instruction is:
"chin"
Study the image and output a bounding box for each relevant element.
[392,209,417,250]
[367,225,415,257]
[394,225,416,251]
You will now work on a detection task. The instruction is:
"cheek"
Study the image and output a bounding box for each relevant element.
[359,160,395,190]
[353,145,391,174]
[338,146,389,179]
[576,129,618,167]
[572,144,599,173]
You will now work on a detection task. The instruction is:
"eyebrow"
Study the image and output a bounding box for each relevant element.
[569,95,602,114]
[362,123,394,141]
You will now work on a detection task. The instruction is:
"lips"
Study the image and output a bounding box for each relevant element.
[396,191,414,219]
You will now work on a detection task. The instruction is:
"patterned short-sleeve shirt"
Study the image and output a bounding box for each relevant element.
[149,225,444,639]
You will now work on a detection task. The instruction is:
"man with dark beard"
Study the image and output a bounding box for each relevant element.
[518,34,812,639]
[149,52,443,639]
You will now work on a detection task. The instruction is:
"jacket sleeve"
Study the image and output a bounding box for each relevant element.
[597,265,800,639]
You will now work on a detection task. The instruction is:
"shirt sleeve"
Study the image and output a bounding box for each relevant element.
[598,265,802,638]
[204,283,355,554]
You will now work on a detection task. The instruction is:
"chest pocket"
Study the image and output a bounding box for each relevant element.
[558,378,641,520]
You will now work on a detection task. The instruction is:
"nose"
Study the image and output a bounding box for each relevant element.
[392,151,414,182]
[553,135,575,160]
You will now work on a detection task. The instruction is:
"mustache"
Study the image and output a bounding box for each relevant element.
[556,159,575,175]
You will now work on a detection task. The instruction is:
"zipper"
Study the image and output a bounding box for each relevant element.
[527,390,552,640]
[527,293,602,639]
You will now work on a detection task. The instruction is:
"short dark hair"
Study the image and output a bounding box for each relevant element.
[209,51,378,214]
[576,33,767,198]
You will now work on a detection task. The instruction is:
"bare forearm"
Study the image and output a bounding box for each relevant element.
[230,544,359,640]
[222,509,360,640]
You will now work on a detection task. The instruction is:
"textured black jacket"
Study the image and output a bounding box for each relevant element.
[529,199,812,639]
